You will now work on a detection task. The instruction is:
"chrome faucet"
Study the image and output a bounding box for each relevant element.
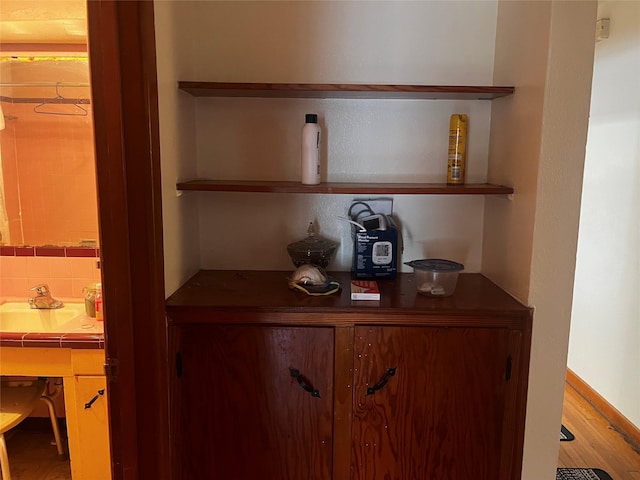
[28,284,64,309]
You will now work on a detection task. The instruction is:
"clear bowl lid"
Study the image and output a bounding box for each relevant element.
[404,259,464,272]
[287,223,337,255]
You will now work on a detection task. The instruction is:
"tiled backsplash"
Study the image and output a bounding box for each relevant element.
[0,246,99,258]
[0,247,101,299]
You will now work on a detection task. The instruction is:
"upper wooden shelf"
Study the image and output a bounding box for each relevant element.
[178,82,515,100]
[176,180,514,195]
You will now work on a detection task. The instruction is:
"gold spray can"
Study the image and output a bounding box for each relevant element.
[447,114,468,185]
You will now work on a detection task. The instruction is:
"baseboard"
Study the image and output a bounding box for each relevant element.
[566,368,640,452]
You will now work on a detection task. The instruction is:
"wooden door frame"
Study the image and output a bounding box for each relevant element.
[87,1,169,478]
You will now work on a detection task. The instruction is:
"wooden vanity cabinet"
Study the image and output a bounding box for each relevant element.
[65,375,111,480]
[167,271,532,480]
[0,347,111,480]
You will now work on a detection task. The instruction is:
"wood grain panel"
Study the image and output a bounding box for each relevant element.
[499,330,524,480]
[178,82,514,100]
[176,180,514,195]
[334,327,355,480]
[87,2,169,479]
[351,326,511,480]
[173,325,334,480]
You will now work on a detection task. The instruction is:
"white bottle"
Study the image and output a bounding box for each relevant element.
[301,113,321,185]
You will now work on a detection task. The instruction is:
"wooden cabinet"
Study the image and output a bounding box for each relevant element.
[167,271,532,480]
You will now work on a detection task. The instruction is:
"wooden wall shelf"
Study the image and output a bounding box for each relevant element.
[178,82,515,100]
[176,180,514,195]
[176,82,516,196]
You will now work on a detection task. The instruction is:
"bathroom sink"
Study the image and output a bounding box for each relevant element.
[0,302,87,333]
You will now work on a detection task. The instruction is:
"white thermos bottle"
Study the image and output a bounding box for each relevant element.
[301,113,321,185]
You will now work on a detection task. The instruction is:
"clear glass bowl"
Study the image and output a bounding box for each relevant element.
[287,223,338,268]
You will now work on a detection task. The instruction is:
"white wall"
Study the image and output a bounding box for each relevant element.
[484,0,551,302]
[155,1,201,294]
[488,2,596,480]
[179,1,498,85]
[570,0,640,428]
[169,0,499,274]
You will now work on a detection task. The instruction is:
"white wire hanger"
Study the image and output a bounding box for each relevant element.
[33,82,88,117]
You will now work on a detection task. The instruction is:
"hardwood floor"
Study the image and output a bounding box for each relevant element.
[559,382,640,479]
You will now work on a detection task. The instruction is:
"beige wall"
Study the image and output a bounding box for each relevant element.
[570,0,640,429]
[484,0,551,302]
[488,1,596,479]
[158,1,499,282]
[177,1,498,85]
[155,1,200,295]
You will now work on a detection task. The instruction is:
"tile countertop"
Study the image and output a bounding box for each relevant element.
[0,299,104,349]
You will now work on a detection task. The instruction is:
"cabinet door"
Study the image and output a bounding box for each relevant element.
[67,375,111,480]
[352,326,511,480]
[171,325,334,480]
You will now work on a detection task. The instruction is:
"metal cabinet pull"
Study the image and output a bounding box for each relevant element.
[289,368,320,398]
[366,367,397,396]
[84,389,105,409]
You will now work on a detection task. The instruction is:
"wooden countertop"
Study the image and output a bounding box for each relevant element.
[166,271,532,328]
